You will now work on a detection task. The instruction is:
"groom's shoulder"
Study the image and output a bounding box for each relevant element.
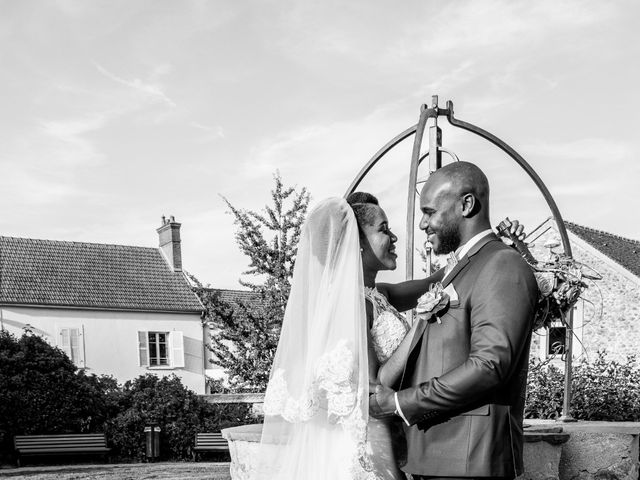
[479,238,533,274]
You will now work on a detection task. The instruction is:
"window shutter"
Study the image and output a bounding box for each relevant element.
[78,325,86,366]
[59,328,72,358]
[69,328,85,366]
[138,331,149,367]
[170,331,185,368]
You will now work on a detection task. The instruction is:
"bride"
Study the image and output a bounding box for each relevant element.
[258,195,441,479]
[258,194,523,478]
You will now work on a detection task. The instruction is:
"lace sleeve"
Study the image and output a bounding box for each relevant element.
[370,312,409,364]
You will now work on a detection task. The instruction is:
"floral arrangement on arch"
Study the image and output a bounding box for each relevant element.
[496,218,602,331]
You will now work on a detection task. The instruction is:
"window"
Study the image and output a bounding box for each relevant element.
[138,331,184,368]
[547,326,566,356]
[57,327,85,367]
[149,332,169,366]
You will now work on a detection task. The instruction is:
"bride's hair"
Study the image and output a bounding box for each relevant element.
[346,191,380,238]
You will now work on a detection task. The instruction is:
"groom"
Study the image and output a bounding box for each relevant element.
[371,161,538,479]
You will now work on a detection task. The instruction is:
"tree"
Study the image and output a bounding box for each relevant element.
[197,173,310,392]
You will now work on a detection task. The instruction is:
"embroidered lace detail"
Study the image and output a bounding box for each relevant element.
[365,287,410,363]
[263,340,380,478]
[315,340,358,421]
[263,369,319,422]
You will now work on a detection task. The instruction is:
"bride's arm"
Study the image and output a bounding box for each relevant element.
[365,299,381,393]
[377,269,445,312]
[376,316,426,389]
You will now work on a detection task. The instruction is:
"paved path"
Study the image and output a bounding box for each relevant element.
[0,462,231,479]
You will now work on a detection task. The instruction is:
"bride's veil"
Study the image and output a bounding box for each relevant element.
[256,197,373,479]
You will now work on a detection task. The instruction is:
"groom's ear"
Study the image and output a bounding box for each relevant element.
[460,193,477,217]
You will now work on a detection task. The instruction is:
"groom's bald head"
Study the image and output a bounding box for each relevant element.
[419,161,492,253]
[429,161,490,215]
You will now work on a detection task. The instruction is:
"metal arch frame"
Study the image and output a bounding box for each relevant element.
[344,96,576,422]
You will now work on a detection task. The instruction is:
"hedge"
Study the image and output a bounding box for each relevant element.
[525,351,640,421]
[0,330,254,461]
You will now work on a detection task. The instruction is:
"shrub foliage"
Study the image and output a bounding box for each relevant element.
[525,351,640,421]
[105,374,253,460]
[0,330,254,461]
[0,329,119,456]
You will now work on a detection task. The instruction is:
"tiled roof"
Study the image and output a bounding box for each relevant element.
[204,288,260,306]
[0,236,203,313]
[565,221,640,278]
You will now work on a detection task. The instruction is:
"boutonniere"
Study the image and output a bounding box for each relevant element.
[416,282,450,324]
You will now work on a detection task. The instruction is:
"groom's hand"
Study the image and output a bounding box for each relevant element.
[369,384,396,418]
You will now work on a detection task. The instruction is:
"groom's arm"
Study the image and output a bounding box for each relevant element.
[395,251,537,425]
[377,268,445,312]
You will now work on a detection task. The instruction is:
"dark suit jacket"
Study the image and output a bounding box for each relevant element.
[397,233,538,478]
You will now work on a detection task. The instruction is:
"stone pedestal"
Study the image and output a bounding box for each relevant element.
[558,423,640,480]
[520,426,570,480]
[221,424,263,480]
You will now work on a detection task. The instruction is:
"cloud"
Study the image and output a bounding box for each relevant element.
[412,1,615,55]
[39,115,107,167]
[94,62,176,108]
[244,100,414,196]
[523,138,631,162]
[190,121,225,142]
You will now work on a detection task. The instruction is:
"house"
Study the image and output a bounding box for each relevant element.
[526,219,640,363]
[0,216,211,394]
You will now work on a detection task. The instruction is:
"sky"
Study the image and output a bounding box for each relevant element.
[1,0,639,289]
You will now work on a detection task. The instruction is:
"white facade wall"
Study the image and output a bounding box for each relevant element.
[0,306,207,394]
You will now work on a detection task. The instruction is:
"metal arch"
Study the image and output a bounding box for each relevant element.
[443,101,572,257]
[345,96,577,422]
[406,106,430,282]
[415,147,461,188]
[344,124,418,197]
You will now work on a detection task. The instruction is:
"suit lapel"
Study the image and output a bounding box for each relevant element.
[441,255,469,288]
[401,233,502,386]
[442,233,500,287]
[407,315,428,356]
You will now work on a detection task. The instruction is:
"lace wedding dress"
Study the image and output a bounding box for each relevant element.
[259,198,412,479]
[365,286,410,480]
[259,198,376,480]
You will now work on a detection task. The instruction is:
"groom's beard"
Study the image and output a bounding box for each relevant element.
[432,223,461,255]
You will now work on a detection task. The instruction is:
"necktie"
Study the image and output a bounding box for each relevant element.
[444,252,458,277]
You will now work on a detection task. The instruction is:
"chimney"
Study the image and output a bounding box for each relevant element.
[157,215,182,271]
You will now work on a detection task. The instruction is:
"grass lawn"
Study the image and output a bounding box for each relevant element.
[0,462,231,479]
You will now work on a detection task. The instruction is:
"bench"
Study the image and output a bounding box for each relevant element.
[193,432,229,461]
[14,433,111,467]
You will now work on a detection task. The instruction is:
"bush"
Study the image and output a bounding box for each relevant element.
[106,374,254,461]
[525,351,640,421]
[0,329,256,462]
[524,360,564,419]
[0,329,118,457]
[571,352,640,421]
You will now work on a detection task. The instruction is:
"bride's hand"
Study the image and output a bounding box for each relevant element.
[507,218,525,241]
[369,384,396,418]
[497,217,526,243]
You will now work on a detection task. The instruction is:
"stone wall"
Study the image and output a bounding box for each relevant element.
[528,226,640,362]
[525,420,640,480]
[223,421,640,480]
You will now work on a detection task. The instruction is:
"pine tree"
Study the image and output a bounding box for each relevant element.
[196,173,310,392]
